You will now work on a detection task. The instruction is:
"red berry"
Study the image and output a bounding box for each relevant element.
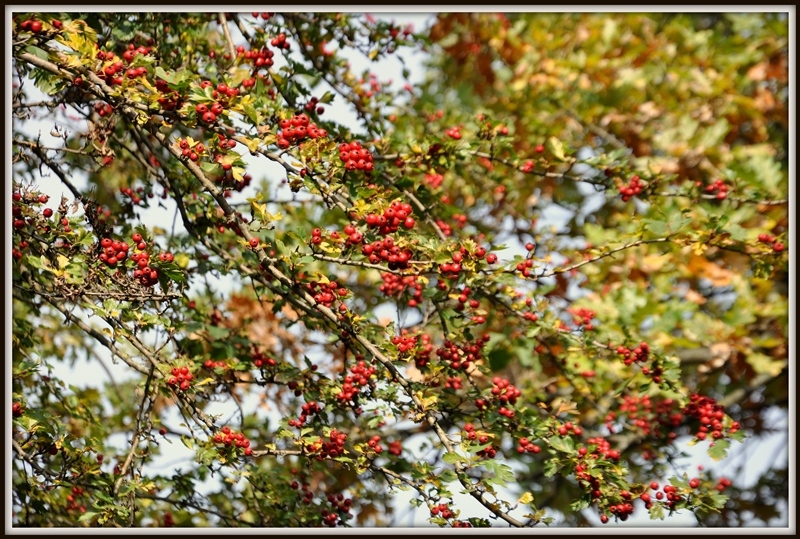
[249,237,259,248]
[43,208,53,218]
[486,253,497,264]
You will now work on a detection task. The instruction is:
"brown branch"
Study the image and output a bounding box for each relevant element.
[540,237,672,279]
[218,13,237,59]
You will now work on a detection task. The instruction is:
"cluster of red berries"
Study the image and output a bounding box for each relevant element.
[65,486,87,515]
[516,257,535,277]
[366,435,384,454]
[249,346,277,369]
[337,360,376,403]
[462,424,495,457]
[277,113,327,149]
[121,63,148,81]
[250,12,274,20]
[392,331,435,368]
[130,233,165,287]
[163,512,174,527]
[758,233,785,252]
[388,440,402,456]
[18,18,52,33]
[490,376,521,406]
[715,476,733,492]
[290,480,315,505]
[92,101,115,118]
[96,47,150,86]
[166,365,194,392]
[13,402,24,417]
[306,429,348,460]
[425,172,444,189]
[360,235,414,270]
[270,32,290,50]
[355,72,389,100]
[477,444,498,459]
[701,178,728,200]
[444,376,463,390]
[615,395,682,440]
[619,174,644,202]
[682,393,737,441]
[303,95,325,115]
[305,278,349,308]
[615,341,650,366]
[658,483,684,511]
[364,201,416,234]
[445,126,462,140]
[200,80,241,100]
[430,503,454,519]
[120,185,156,206]
[605,499,635,521]
[288,401,323,428]
[462,422,479,441]
[98,237,129,267]
[237,44,275,68]
[379,273,424,307]
[338,140,374,173]
[155,75,184,111]
[575,462,606,504]
[556,420,584,437]
[212,425,253,456]
[309,227,326,245]
[178,138,205,162]
[585,436,621,461]
[203,358,229,370]
[516,436,542,454]
[520,159,536,174]
[435,334,491,371]
[567,306,596,331]
[195,101,225,124]
[321,492,353,527]
[435,218,452,237]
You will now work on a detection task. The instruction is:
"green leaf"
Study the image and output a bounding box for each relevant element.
[180,435,194,450]
[243,103,259,125]
[443,451,465,464]
[206,325,230,340]
[707,439,730,461]
[78,510,100,523]
[543,458,559,478]
[642,219,669,236]
[649,503,665,520]
[549,436,575,454]
[25,45,50,61]
[487,347,513,372]
[545,136,566,161]
[156,262,185,283]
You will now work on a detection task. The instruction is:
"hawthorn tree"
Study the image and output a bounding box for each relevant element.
[10,11,789,528]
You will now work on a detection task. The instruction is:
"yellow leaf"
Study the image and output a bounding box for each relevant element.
[746,352,786,377]
[685,255,733,287]
[518,492,534,505]
[691,242,708,256]
[57,255,70,270]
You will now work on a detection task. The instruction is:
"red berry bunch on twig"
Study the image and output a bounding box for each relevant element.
[338,140,374,173]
